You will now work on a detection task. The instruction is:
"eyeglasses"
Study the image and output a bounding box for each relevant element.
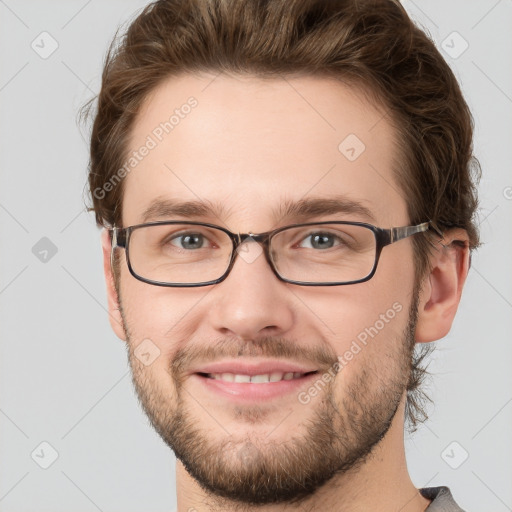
[110,220,436,287]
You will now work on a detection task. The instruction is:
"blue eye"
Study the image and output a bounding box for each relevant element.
[299,232,341,250]
[169,232,209,250]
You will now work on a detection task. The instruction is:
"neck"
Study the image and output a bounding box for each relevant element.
[174,398,431,512]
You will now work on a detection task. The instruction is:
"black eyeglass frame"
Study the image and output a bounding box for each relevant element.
[110,220,438,287]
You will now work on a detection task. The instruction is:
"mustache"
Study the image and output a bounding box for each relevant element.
[170,336,339,381]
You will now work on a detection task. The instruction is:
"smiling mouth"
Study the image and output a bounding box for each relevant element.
[196,371,318,383]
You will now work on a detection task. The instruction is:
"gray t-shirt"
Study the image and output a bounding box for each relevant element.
[421,487,465,511]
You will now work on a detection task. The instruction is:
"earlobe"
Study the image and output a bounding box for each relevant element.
[415,229,470,343]
[101,229,127,341]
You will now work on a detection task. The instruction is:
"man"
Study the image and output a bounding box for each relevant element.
[84,0,480,510]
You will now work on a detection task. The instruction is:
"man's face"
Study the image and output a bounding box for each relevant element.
[112,74,420,505]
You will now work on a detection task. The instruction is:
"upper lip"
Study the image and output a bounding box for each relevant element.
[191,359,318,376]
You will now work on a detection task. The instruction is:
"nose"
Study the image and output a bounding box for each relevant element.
[207,238,294,340]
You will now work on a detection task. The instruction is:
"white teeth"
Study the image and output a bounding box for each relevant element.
[208,372,307,383]
[233,374,251,383]
[251,374,270,383]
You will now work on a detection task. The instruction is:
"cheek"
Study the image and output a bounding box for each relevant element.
[320,287,408,345]
[121,287,181,382]
[119,276,209,357]
[355,240,417,325]
[303,251,415,377]
[317,296,410,396]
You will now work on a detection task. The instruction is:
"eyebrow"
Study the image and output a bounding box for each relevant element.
[275,195,376,223]
[140,194,376,225]
[141,197,230,223]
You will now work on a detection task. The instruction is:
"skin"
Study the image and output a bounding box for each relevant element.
[101,73,469,511]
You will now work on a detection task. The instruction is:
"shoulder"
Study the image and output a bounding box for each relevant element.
[420,486,466,511]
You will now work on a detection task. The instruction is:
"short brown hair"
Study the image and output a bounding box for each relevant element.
[81,0,480,431]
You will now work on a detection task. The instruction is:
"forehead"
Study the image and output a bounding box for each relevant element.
[122,73,407,229]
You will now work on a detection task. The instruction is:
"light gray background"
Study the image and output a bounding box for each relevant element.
[0,1,511,511]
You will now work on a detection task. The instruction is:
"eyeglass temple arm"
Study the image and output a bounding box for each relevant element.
[389,221,442,243]
[110,227,127,249]
[109,227,127,273]
[391,221,471,272]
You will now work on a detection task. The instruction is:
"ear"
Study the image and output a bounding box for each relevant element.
[101,229,127,341]
[415,228,470,343]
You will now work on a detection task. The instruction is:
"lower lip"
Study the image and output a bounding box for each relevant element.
[191,372,319,402]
